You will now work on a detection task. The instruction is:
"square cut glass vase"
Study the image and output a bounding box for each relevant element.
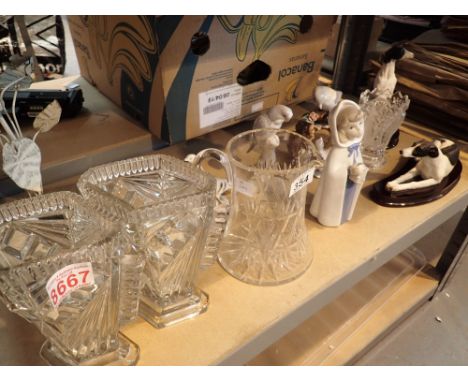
[77,154,217,328]
[0,192,139,365]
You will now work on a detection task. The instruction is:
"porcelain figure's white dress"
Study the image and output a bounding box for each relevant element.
[310,100,368,227]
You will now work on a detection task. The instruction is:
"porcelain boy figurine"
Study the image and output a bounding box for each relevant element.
[250,105,293,165]
[253,104,293,131]
[310,100,368,227]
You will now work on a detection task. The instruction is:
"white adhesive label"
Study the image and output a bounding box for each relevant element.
[251,101,264,113]
[235,178,258,197]
[46,262,95,308]
[199,84,242,129]
[289,168,315,197]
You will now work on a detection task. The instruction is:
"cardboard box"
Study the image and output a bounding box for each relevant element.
[69,16,335,144]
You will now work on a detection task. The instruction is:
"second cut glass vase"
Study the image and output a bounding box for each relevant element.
[359,90,410,169]
[78,154,218,328]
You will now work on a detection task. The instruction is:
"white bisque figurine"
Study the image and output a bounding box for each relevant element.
[386,139,459,192]
[373,44,414,99]
[253,104,294,130]
[310,100,368,227]
[251,104,293,165]
[314,85,343,112]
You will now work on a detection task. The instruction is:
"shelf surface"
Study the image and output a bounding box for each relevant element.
[118,112,468,365]
[323,271,437,365]
[248,247,437,366]
[0,102,466,366]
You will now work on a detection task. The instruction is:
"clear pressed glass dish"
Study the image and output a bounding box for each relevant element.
[0,191,139,365]
[77,154,217,328]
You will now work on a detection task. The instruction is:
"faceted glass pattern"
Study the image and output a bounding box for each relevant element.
[77,155,217,327]
[0,192,139,365]
[219,129,316,286]
[359,90,410,169]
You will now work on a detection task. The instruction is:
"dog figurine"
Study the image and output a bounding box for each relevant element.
[386,139,459,192]
[373,44,414,99]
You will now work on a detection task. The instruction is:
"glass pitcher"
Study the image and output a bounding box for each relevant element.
[0,192,139,365]
[77,154,217,328]
[189,128,317,286]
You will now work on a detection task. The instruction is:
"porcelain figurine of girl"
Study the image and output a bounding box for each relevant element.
[310,100,368,227]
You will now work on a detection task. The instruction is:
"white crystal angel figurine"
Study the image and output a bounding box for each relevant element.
[0,72,61,194]
[310,100,368,227]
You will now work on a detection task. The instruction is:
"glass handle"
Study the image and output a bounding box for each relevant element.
[185,148,233,269]
[185,148,234,202]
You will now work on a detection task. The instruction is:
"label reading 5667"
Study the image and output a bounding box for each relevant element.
[46,262,95,308]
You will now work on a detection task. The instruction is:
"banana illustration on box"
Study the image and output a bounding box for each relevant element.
[85,16,157,91]
[217,16,302,61]
[285,78,301,102]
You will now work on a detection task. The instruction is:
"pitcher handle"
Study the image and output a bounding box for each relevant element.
[185,148,234,199]
[185,148,234,269]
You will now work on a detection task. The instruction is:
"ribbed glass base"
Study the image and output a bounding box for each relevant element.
[39,333,139,366]
[139,288,208,329]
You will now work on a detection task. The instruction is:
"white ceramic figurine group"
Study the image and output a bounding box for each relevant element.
[253,87,368,228]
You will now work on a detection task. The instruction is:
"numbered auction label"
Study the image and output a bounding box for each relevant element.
[46,262,95,308]
[289,168,315,197]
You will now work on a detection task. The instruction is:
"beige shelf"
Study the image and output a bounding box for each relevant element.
[323,272,437,365]
[248,248,438,366]
[1,79,465,365]
[118,114,468,366]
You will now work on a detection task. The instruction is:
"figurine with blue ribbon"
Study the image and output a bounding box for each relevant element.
[310,99,368,227]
